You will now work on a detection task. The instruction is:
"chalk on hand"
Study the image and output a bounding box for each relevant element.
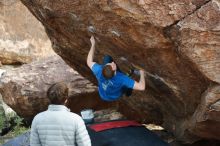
[87,26,96,33]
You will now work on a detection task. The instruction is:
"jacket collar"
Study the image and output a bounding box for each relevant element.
[48,105,70,112]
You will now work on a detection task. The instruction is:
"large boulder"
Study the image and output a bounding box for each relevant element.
[0,0,55,65]
[20,0,220,143]
[0,55,115,121]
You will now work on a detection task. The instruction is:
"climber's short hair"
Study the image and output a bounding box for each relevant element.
[102,65,115,79]
[47,82,69,104]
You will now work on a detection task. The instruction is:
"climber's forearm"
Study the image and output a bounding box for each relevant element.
[87,46,95,68]
[139,70,145,90]
[87,36,96,68]
[133,70,145,91]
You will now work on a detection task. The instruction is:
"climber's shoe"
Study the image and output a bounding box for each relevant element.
[131,63,145,71]
[117,57,133,75]
[118,57,144,77]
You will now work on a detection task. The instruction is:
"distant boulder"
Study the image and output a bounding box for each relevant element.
[0,55,115,121]
[0,0,55,65]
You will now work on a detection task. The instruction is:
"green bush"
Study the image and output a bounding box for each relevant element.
[1,114,29,137]
[0,112,5,130]
[10,115,29,137]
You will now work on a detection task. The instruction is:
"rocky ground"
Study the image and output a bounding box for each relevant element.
[1,108,220,146]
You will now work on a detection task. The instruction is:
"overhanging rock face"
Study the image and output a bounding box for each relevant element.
[20,0,220,143]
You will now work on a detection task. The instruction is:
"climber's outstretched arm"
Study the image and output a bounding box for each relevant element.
[133,70,145,91]
[87,36,96,69]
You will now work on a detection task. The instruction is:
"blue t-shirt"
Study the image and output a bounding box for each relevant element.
[92,63,135,101]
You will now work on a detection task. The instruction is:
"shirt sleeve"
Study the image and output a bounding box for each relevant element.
[75,116,91,146]
[122,75,135,89]
[91,63,102,78]
[30,117,41,146]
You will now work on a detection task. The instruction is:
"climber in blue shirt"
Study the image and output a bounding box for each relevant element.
[87,36,145,101]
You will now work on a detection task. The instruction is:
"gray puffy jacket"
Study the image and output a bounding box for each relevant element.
[30,105,91,146]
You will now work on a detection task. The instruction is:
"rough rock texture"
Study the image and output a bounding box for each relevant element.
[0,0,55,65]
[19,0,220,143]
[0,55,115,120]
[176,0,220,83]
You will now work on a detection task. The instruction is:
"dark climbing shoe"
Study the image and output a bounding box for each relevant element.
[117,57,134,75]
[117,57,143,77]
[128,68,140,77]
